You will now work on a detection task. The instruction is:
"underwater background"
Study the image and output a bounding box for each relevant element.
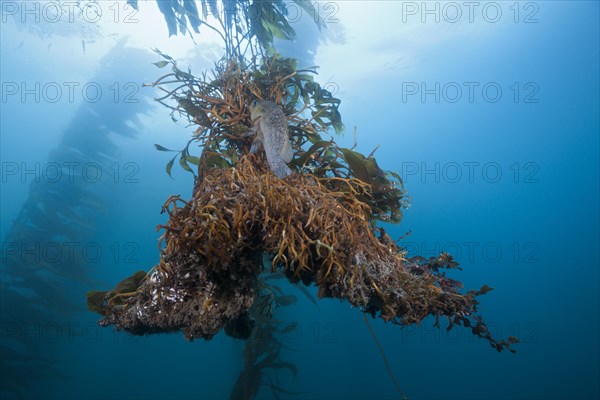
[1,1,598,399]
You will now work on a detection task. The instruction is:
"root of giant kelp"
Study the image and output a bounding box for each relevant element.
[89,156,516,352]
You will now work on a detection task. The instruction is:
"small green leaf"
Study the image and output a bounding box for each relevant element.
[153,60,170,68]
[185,155,200,165]
[340,148,372,183]
[155,144,172,152]
[86,290,108,315]
[152,48,174,62]
[179,155,194,173]
[114,270,147,293]
[478,285,494,295]
[166,157,175,178]
[202,151,235,169]
[291,140,333,167]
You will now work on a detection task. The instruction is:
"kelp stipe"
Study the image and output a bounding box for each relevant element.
[0,41,154,398]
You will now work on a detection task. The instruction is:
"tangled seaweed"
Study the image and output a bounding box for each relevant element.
[88,53,517,354]
[89,155,516,352]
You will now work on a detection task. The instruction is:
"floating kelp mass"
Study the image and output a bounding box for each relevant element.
[87,55,517,353]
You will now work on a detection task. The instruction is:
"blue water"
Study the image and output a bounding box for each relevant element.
[1,2,598,399]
